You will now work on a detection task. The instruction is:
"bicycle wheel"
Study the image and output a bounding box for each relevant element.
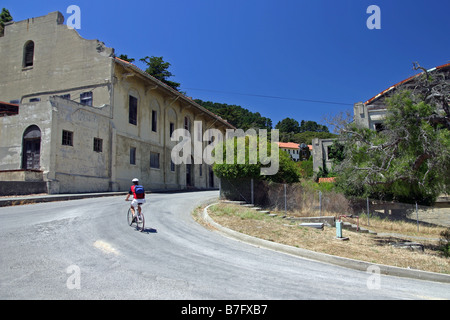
[136,211,145,232]
[127,208,134,226]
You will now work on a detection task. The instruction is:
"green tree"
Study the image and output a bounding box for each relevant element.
[299,120,329,133]
[140,56,181,91]
[195,99,272,130]
[289,131,337,144]
[298,156,314,179]
[327,140,345,164]
[336,90,450,205]
[117,54,135,63]
[0,8,13,36]
[213,136,300,183]
[275,118,300,133]
[276,118,332,143]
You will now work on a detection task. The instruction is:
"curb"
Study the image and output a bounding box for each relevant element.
[0,192,127,207]
[202,203,450,284]
[0,188,220,208]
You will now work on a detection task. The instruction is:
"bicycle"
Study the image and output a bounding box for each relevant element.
[127,201,145,232]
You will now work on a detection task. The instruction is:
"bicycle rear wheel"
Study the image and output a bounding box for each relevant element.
[136,212,145,232]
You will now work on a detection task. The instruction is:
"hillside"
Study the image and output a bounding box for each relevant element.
[195,99,272,131]
[195,99,337,144]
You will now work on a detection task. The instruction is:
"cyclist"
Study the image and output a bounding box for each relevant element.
[125,178,146,220]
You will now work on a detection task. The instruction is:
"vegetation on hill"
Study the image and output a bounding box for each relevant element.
[194,99,273,131]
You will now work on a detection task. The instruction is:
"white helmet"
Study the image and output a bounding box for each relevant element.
[132,178,139,182]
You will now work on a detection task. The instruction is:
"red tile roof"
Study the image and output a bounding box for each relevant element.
[277,142,313,150]
[318,177,336,183]
[364,62,450,105]
[277,142,299,149]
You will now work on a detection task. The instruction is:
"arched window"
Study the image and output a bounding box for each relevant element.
[23,41,35,68]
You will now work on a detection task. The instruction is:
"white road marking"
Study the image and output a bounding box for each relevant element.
[93,240,119,256]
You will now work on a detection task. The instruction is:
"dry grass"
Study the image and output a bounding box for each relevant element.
[351,214,446,238]
[280,210,447,239]
[195,203,449,275]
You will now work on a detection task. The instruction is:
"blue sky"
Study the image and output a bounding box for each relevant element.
[3,0,449,130]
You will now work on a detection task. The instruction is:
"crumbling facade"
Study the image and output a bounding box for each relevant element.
[354,63,450,131]
[0,12,234,194]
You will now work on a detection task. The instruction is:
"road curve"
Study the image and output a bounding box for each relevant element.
[0,191,449,300]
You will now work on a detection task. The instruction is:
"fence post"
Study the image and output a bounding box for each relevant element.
[284,184,287,216]
[319,191,322,217]
[416,202,419,232]
[251,178,254,205]
[367,197,370,226]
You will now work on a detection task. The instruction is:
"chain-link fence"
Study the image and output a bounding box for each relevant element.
[360,198,450,229]
[219,178,352,217]
[219,178,450,229]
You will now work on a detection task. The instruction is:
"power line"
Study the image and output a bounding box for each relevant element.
[183,87,353,106]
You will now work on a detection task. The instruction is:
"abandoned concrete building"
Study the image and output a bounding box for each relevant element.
[353,62,450,131]
[0,11,234,195]
[312,62,450,174]
[312,137,337,174]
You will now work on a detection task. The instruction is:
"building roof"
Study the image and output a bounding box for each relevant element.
[114,58,235,129]
[277,142,312,150]
[277,142,299,149]
[318,177,336,183]
[0,101,19,116]
[364,62,450,106]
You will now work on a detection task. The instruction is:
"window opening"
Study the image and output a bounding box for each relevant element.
[150,152,160,169]
[129,96,138,125]
[62,130,74,146]
[93,138,103,153]
[80,92,93,106]
[23,41,34,68]
[152,110,157,132]
[130,147,136,165]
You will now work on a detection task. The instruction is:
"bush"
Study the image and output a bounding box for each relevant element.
[298,157,313,179]
[213,136,300,183]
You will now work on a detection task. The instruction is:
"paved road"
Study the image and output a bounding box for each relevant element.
[0,191,449,300]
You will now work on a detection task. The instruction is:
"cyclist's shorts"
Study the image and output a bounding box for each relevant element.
[131,199,146,207]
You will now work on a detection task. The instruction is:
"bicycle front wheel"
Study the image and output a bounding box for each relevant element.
[127,208,134,226]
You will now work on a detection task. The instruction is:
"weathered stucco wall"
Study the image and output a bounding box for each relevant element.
[0,11,114,105]
[112,63,223,192]
[0,100,53,172]
[50,96,112,193]
[0,11,229,194]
